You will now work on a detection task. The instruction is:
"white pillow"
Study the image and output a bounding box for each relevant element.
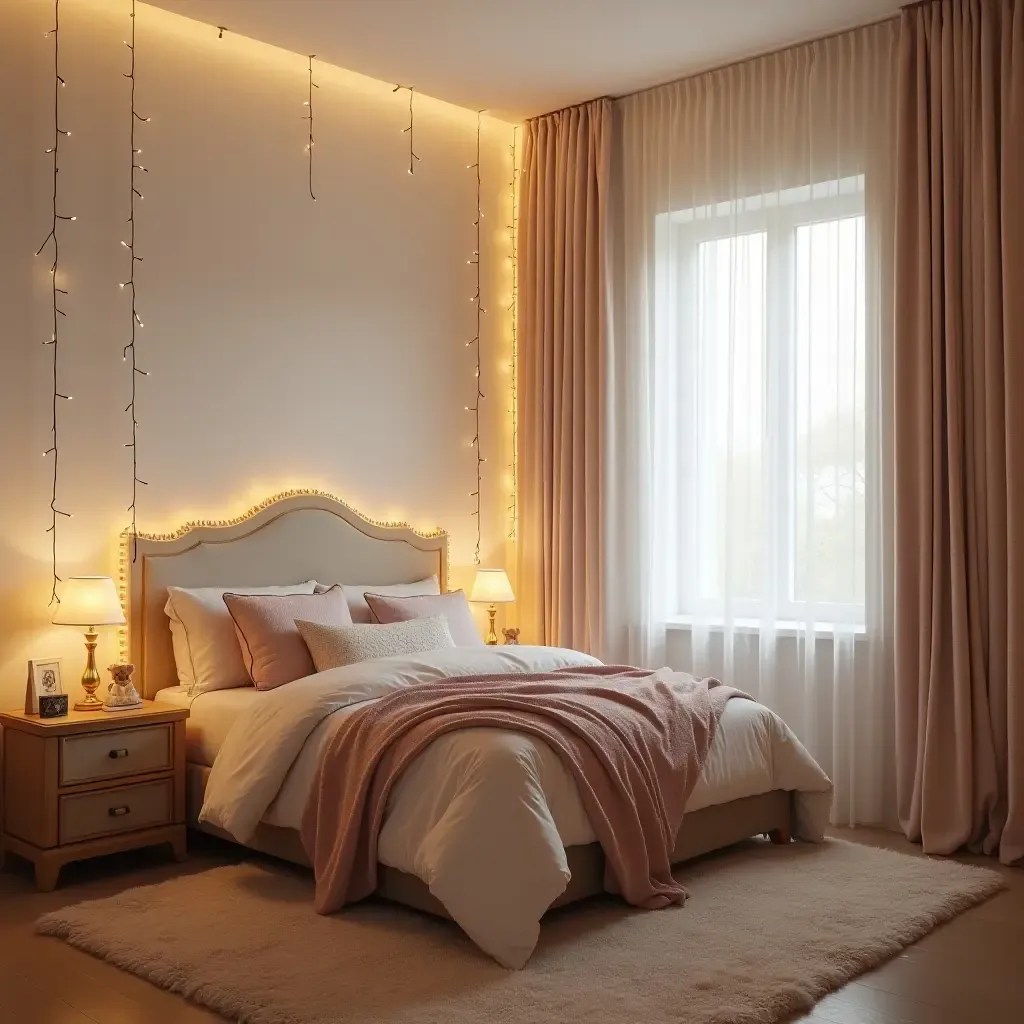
[164,582,317,693]
[295,615,455,671]
[315,575,440,624]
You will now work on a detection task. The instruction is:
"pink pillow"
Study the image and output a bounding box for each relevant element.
[223,586,352,689]
[364,590,483,647]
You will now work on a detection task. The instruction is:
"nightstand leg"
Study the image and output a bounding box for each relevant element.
[34,858,61,893]
[170,829,187,863]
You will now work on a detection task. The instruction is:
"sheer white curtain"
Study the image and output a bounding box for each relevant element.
[605,22,899,825]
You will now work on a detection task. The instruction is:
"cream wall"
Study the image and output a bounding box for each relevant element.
[0,0,517,707]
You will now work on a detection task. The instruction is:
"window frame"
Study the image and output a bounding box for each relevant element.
[660,179,867,626]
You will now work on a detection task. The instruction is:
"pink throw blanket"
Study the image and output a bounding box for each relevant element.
[300,665,746,915]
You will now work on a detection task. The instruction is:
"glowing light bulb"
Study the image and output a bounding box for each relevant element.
[119,283,125,289]
[70,216,76,221]
[121,240,128,247]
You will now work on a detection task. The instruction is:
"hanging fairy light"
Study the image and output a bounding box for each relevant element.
[303,55,318,200]
[466,110,485,564]
[37,0,75,605]
[507,125,519,542]
[393,85,420,175]
[122,0,151,561]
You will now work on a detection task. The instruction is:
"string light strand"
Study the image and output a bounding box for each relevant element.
[507,125,519,541]
[37,0,75,605]
[393,85,420,175]
[466,110,485,564]
[303,55,317,200]
[122,0,150,562]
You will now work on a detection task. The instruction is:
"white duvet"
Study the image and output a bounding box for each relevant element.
[200,646,832,968]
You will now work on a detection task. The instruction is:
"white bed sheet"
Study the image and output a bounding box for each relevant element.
[155,685,260,767]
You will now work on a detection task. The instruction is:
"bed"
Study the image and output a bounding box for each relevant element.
[128,492,832,967]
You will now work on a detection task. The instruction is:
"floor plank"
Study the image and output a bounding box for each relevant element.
[0,828,1019,1023]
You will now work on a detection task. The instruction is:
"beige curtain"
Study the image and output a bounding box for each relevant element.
[894,0,1024,864]
[517,98,611,651]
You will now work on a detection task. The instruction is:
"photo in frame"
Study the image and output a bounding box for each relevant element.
[25,658,63,715]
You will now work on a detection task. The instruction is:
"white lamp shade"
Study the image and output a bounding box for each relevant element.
[470,568,515,604]
[52,576,126,627]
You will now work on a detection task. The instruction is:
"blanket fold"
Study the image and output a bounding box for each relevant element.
[301,665,746,916]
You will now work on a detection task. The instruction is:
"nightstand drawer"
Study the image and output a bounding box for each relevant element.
[59,779,172,844]
[60,724,171,785]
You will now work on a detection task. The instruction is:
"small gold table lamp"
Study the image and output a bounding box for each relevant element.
[52,576,127,711]
[470,568,514,646]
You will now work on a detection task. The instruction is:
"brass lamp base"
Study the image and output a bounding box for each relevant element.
[73,627,105,711]
[485,604,498,645]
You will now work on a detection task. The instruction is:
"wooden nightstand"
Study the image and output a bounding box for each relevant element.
[0,700,188,891]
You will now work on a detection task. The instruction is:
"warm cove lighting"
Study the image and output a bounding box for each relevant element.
[79,0,514,131]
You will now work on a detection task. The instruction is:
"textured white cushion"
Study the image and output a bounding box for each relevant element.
[295,615,455,671]
[315,576,440,624]
[164,582,317,694]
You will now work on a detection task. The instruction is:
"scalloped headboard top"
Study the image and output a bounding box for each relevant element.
[124,491,448,698]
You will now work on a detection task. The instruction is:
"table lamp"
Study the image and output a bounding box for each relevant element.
[470,568,514,645]
[52,576,127,710]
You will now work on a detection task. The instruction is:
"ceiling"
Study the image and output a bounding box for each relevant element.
[147,0,901,122]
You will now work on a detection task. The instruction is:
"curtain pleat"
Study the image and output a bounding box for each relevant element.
[606,22,899,827]
[894,0,1024,865]
[518,99,611,651]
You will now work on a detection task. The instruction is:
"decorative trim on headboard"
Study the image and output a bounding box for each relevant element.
[115,488,449,665]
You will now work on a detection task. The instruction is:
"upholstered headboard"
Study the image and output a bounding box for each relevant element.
[123,491,448,698]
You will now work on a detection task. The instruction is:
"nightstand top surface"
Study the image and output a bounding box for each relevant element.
[0,699,188,736]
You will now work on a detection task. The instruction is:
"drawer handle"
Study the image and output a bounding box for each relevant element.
[108,805,131,817]
[108,748,129,759]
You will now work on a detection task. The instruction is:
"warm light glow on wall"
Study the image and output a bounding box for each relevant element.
[38,0,75,607]
[507,125,519,542]
[80,0,514,134]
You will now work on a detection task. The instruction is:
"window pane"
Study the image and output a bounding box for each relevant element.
[695,232,766,603]
[793,215,866,607]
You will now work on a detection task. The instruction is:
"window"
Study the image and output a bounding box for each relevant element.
[656,177,866,626]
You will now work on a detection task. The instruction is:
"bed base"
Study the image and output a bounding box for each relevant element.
[186,764,792,919]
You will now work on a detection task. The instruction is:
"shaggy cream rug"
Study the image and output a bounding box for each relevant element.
[37,839,1002,1024]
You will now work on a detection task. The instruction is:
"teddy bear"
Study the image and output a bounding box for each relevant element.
[105,663,143,709]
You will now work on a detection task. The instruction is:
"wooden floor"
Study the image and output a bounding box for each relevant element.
[0,828,1019,1023]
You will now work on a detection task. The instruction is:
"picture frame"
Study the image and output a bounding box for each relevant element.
[25,658,63,715]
